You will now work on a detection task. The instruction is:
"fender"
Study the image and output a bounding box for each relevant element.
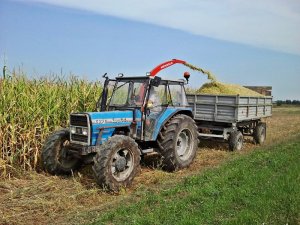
[151,108,193,140]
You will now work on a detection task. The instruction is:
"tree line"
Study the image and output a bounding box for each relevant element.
[276,100,300,106]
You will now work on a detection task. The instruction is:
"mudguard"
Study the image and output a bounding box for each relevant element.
[150,107,193,140]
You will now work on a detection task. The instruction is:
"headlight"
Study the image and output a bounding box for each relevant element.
[82,128,88,136]
[70,126,76,134]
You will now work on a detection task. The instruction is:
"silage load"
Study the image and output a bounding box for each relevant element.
[197,82,263,96]
[183,62,262,96]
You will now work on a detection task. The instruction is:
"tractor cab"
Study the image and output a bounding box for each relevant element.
[99,76,150,112]
[100,76,189,110]
[97,75,190,141]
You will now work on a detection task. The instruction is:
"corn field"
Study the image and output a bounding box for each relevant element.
[0,71,102,176]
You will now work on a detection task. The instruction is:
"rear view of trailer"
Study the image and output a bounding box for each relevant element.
[187,94,273,150]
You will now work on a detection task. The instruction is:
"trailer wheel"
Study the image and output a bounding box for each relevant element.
[41,129,81,175]
[92,135,141,191]
[157,114,199,172]
[228,131,243,151]
[254,122,266,144]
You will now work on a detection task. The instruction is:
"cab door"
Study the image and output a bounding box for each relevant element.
[144,84,168,141]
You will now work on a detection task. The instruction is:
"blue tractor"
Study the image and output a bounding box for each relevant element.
[41,59,199,191]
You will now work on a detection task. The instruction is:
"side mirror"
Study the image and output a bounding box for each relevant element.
[150,76,161,87]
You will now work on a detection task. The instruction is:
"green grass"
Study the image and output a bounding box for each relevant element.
[92,137,300,225]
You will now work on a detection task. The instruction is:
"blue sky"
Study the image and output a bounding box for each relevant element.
[0,0,299,100]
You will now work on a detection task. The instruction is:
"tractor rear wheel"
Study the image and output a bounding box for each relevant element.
[157,114,199,172]
[253,122,266,144]
[92,135,141,191]
[228,131,243,151]
[41,129,81,175]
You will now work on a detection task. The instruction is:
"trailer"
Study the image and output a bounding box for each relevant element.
[187,94,272,150]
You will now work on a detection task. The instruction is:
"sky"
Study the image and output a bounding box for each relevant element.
[0,0,299,100]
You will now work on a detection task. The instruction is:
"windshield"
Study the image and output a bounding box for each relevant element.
[169,84,188,106]
[109,80,147,107]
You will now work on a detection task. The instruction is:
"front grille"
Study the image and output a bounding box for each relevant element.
[71,134,88,143]
[70,114,90,145]
[70,114,88,127]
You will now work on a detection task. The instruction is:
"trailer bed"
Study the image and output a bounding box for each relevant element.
[186,94,272,123]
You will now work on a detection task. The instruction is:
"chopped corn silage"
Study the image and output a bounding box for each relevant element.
[184,62,217,83]
[183,62,262,96]
[197,82,263,96]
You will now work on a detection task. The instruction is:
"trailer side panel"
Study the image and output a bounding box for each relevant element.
[187,94,272,123]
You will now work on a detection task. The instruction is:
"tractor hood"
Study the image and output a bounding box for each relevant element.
[87,110,136,145]
[88,110,134,127]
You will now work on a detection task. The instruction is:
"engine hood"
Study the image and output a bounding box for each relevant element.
[88,110,134,127]
[85,110,136,145]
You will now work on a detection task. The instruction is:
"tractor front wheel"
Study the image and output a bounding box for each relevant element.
[92,135,141,191]
[41,129,81,175]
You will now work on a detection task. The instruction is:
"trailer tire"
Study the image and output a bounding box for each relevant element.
[92,135,141,192]
[228,131,243,151]
[254,122,266,144]
[41,129,81,175]
[157,114,199,172]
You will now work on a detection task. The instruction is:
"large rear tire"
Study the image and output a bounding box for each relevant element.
[92,135,141,191]
[253,122,266,144]
[41,129,81,175]
[157,114,199,172]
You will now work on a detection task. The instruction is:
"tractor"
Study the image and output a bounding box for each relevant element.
[41,59,199,191]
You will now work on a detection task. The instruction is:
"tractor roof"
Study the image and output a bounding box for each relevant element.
[115,76,186,85]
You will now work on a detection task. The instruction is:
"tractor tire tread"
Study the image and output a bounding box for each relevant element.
[157,114,199,172]
[41,128,81,175]
[92,135,141,191]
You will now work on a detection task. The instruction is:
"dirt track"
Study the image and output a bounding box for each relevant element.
[1,107,300,225]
